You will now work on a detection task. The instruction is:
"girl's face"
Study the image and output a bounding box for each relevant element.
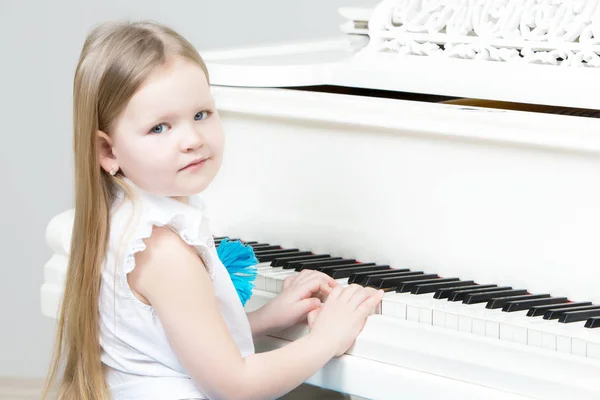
[99,56,224,200]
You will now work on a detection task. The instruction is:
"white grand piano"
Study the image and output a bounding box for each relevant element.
[42,2,600,399]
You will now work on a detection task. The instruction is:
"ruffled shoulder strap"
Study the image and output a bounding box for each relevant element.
[108,179,216,280]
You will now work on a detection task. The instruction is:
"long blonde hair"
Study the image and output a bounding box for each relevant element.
[44,21,209,400]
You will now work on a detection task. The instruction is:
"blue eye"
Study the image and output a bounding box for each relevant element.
[195,111,209,121]
[150,123,168,134]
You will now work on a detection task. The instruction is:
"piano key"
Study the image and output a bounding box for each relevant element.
[448,286,513,302]
[486,294,550,310]
[527,301,592,317]
[349,269,420,285]
[502,297,569,312]
[585,317,600,328]
[366,272,429,288]
[377,273,437,290]
[250,245,282,251]
[397,277,461,293]
[411,279,472,294]
[330,265,394,279]
[434,284,497,299]
[255,249,302,262]
[286,257,343,270]
[317,262,374,274]
[559,309,600,323]
[253,246,294,254]
[463,289,528,305]
[295,258,355,271]
[271,254,330,267]
[544,305,600,320]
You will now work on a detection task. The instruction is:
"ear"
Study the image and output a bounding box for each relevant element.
[96,130,119,175]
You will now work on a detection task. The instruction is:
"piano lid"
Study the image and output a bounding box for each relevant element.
[202,1,600,111]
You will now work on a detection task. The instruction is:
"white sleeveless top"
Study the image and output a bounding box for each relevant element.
[99,181,255,400]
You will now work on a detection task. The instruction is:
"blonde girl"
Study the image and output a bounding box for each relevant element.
[45,20,383,400]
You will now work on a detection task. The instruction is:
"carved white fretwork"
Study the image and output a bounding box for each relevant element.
[362,0,600,67]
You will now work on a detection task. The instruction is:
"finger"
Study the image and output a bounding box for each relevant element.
[282,275,295,291]
[294,297,321,317]
[338,284,362,302]
[290,277,328,300]
[307,307,321,329]
[292,274,337,299]
[347,287,373,310]
[283,269,312,290]
[294,270,327,286]
[325,284,343,302]
[358,290,384,314]
[292,269,314,285]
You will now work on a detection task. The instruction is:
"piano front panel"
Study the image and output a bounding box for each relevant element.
[205,85,600,305]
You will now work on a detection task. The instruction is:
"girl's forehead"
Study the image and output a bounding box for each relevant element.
[121,58,211,122]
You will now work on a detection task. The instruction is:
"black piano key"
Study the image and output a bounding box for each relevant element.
[260,251,310,266]
[503,297,569,313]
[486,294,550,310]
[559,309,600,323]
[585,317,600,328]
[296,258,357,271]
[349,269,419,285]
[463,289,528,305]
[543,305,600,320]
[282,256,337,269]
[396,277,457,293]
[215,237,240,245]
[254,247,297,255]
[330,265,393,279]
[365,272,428,288]
[268,251,312,265]
[318,263,376,275]
[272,254,330,268]
[243,241,259,245]
[434,284,497,300]
[410,278,466,294]
[527,301,592,317]
[448,286,512,302]
[255,249,301,262]
[287,257,342,270]
[250,244,280,250]
[372,271,439,290]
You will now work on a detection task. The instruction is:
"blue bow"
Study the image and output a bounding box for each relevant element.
[216,238,258,306]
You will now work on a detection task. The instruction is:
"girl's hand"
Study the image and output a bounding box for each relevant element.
[258,270,338,333]
[306,284,383,357]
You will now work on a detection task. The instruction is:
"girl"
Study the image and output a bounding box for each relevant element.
[45,20,384,400]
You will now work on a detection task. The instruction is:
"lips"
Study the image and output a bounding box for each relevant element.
[179,158,207,171]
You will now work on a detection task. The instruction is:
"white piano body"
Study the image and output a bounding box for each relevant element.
[42,2,600,399]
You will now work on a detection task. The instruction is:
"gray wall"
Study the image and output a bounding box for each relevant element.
[0,0,378,378]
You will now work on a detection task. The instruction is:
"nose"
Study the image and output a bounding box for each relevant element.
[180,123,204,152]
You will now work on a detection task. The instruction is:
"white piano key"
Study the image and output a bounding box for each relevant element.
[447,314,459,331]
[472,318,486,336]
[497,310,530,343]
[527,329,542,347]
[458,315,472,333]
[486,321,500,339]
[588,341,600,360]
[556,335,571,354]
[573,338,587,357]
[419,307,433,325]
[381,294,407,319]
[432,310,446,328]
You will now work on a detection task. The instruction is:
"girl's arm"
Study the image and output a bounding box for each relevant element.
[130,226,380,400]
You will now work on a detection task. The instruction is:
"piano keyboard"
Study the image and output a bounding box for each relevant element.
[215,237,600,361]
